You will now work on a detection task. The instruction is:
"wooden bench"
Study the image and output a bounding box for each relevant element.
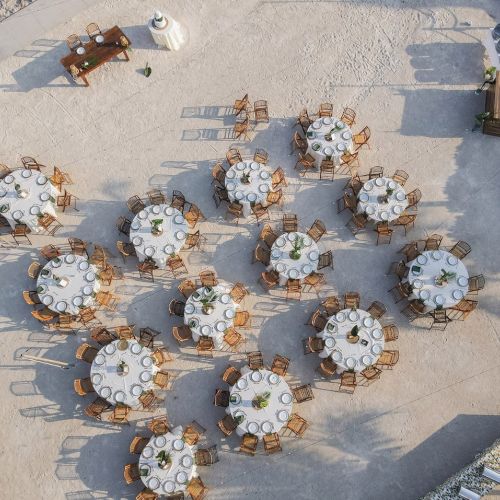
[60,26,131,87]
[483,71,500,136]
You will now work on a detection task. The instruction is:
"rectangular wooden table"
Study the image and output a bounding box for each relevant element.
[60,26,131,87]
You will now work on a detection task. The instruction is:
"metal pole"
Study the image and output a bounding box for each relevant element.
[19,354,74,369]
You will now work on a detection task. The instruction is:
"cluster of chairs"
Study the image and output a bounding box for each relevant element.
[116,189,206,282]
[24,238,121,332]
[256,214,333,299]
[304,293,399,393]
[215,353,311,455]
[124,417,212,499]
[389,238,484,329]
[232,94,269,140]
[212,147,287,225]
[66,22,103,51]
[293,105,369,178]
[170,271,250,355]
[337,166,420,243]
[0,157,76,245]
[74,329,173,424]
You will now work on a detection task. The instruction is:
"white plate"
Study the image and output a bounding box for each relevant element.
[226,181,236,191]
[337,143,346,151]
[276,263,286,272]
[174,214,184,224]
[260,171,270,180]
[12,210,23,220]
[164,244,175,255]
[277,410,289,422]
[332,351,343,362]
[452,289,464,301]
[152,205,161,214]
[280,392,293,404]
[250,162,260,170]
[287,232,297,242]
[393,205,403,215]
[372,328,383,340]
[335,312,346,322]
[165,207,174,216]
[144,247,155,257]
[225,169,236,179]
[95,35,104,44]
[181,455,193,467]
[447,255,458,266]
[140,371,152,382]
[325,337,335,348]
[142,446,154,458]
[30,206,41,215]
[132,236,143,246]
[259,184,270,193]
[130,342,142,354]
[91,373,102,385]
[51,258,62,268]
[72,296,83,307]
[224,309,235,319]
[235,162,246,170]
[434,295,445,306]
[247,421,259,434]
[345,357,356,369]
[104,343,116,354]
[131,385,143,396]
[387,180,397,190]
[42,295,53,305]
[163,481,176,493]
[362,355,372,366]
[201,325,212,335]
[348,310,359,322]
[220,293,231,304]
[302,264,313,274]
[364,182,373,191]
[21,170,31,178]
[3,175,14,184]
[184,303,195,314]
[432,250,442,260]
[419,289,431,301]
[416,255,427,265]
[413,279,423,289]
[250,370,262,382]
[380,211,389,221]
[173,439,184,451]
[247,193,257,202]
[176,230,186,240]
[85,271,96,282]
[148,477,160,490]
[275,236,286,248]
[363,317,374,328]
[236,378,248,390]
[458,276,468,287]
[322,117,333,125]
[395,191,406,201]
[83,285,93,296]
[323,147,334,156]
[39,192,50,202]
[37,175,48,185]
[114,391,126,403]
[359,193,369,202]
[155,435,167,447]
[100,386,111,398]
[371,344,383,355]
[308,250,319,261]
[65,254,76,264]
[342,131,351,140]
[312,121,321,129]
[56,301,67,312]
[141,356,153,367]
[374,178,384,187]
[76,47,85,55]
[215,321,226,332]
[268,373,279,384]
[261,421,274,433]
[94,354,105,365]
[137,210,148,220]
[365,206,376,215]
[288,269,299,279]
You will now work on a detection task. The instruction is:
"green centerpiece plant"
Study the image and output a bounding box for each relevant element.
[347,325,360,344]
[200,287,218,314]
[289,236,304,260]
[151,218,163,236]
[435,269,456,287]
[252,391,271,410]
[156,450,171,470]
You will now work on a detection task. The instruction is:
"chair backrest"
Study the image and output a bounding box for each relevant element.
[247,351,263,369]
[148,416,170,435]
[406,188,422,207]
[469,274,485,292]
[199,270,217,287]
[230,282,248,304]
[226,148,242,165]
[282,213,298,232]
[254,244,270,265]
[66,34,82,51]
[86,22,101,38]
[307,219,326,242]
[341,107,356,125]
[318,103,333,117]
[450,240,472,259]
[344,292,360,309]
[178,279,196,298]
[254,148,268,164]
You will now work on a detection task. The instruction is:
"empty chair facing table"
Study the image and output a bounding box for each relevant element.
[90,339,158,406]
[306,116,353,167]
[357,177,408,223]
[130,204,188,269]
[0,169,60,232]
[225,160,273,217]
[227,367,293,438]
[405,250,469,311]
[37,254,100,315]
[318,309,385,373]
[269,232,319,285]
[184,284,238,349]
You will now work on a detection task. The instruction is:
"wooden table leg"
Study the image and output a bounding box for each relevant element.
[123,49,129,61]
[80,75,89,87]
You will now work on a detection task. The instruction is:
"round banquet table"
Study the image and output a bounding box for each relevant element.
[227,367,293,439]
[317,308,385,373]
[90,339,158,406]
[405,250,469,311]
[183,284,238,350]
[269,232,319,285]
[130,204,188,269]
[357,177,408,223]
[306,116,353,167]
[0,169,59,232]
[36,254,100,316]
[225,160,273,217]
[139,425,197,495]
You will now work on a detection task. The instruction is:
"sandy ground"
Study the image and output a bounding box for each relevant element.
[0,0,499,499]
[0,0,36,21]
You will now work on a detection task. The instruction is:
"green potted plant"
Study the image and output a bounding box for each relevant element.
[200,288,218,314]
[234,414,245,424]
[485,66,497,81]
[151,218,163,236]
[347,325,360,344]
[116,360,129,376]
[289,236,304,260]
[252,391,271,410]
[472,111,491,132]
[156,450,171,470]
[240,171,251,184]
[434,269,456,287]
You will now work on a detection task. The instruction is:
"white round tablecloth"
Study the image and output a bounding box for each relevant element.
[130,204,188,269]
[184,284,238,350]
[405,250,469,310]
[318,308,385,373]
[36,255,100,315]
[0,169,59,232]
[90,339,158,407]
[139,425,197,495]
[269,232,319,285]
[306,117,353,167]
[357,177,408,223]
[225,160,273,217]
[227,368,293,439]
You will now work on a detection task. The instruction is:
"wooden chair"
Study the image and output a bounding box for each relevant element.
[258,224,278,249]
[66,34,83,51]
[136,488,158,500]
[226,202,243,224]
[217,414,238,436]
[68,237,88,257]
[153,370,171,389]
[360,366,382,384]
[318,103,333,117]
[40,244,61,260]
[229,282,248,304]
[448,299,478,321]
[292,384,314,403]
[85,22,102,39]
[27,261,42,279]
[340,107,356,126]
[266,189,283,207]
[253,100,269,122]
[254,148,269,164]
[400,299,425,321]
[383,324,399,342]
[199,270,218,287]
[183,420,206,446]
[240,433,258,455]
[263,433,282,454]
[259,270,280,290]
[234,310,251,329]
[291,131,307,154]
[184,230,207,251]
[56,189,79,212]
[31,307,57,323]
[345,213,368,235]
[344,173,363,196]
[296,108,313,133]
[90,327,116,345]
[139,390,163,410]
[295,152,316,177]
[306,309,328,332]
[226,148,242,166]
[214,388,230,407]
[171,190,186,213]
[450,240,472,260]
[223,328,244,352]
[98,264,124,286]
[11,224,31,245]
[127,195,146,214]
[167,255,188,278]
[392,169,409,186]
[271,166,287,189]
[221,365,241,386]
[95,291,119,311]
[339,371,357,393]
[184,202,205,227]
[113,324,135,340]
[21,156,47,170]
[151,347,173,365]
[251,203,271,225]
[406,188,422,208]
[429,309,450,330]
[369,166,384,179]
[148,416,170,435]
[393,214,417,235]
[0,164,11,178]
[168,299,185,317]
[375,222,393,245]
[234,115,250,140]
[286,279,302,301]
[376,350,399,368]
[49,166,73,191]
[353,126,371,150]
[211,162,226,186]
[51,314,77,334]
[338,152,360,177]
[424,233,443,251]
[320,160,335,181]
[317,357,338,377]
[366,300,386,319]
[321,295,341,316]
[194,445,219,466]
[196,336,215,357]
[38,214,63,236]
[187,477,208,500]
[344,292,360,310]
[400,241,420,263]
[387,260,408,281]
[303,336,324,355]
[89,245,108,269]
[109,405,131,425]
[146,189,166,205]
[172,325,192,344]
[271,354,290,376]
[73,377,95,396]
[139,327,160,348]
[123,463,140,484]
[84,397,111,421]
[307,219,326,242]
[253,243,270,266]
[282,213,298,233]
[284,413,308,437]
[317,250,334,270]
[247,351,264,370]
[303,272,326,293]
[77,307,99,327]
[75,343,98,363]
[22,290,41,307]
[234,93,249,116]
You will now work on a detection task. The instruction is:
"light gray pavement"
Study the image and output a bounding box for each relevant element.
[0,1,499,499]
